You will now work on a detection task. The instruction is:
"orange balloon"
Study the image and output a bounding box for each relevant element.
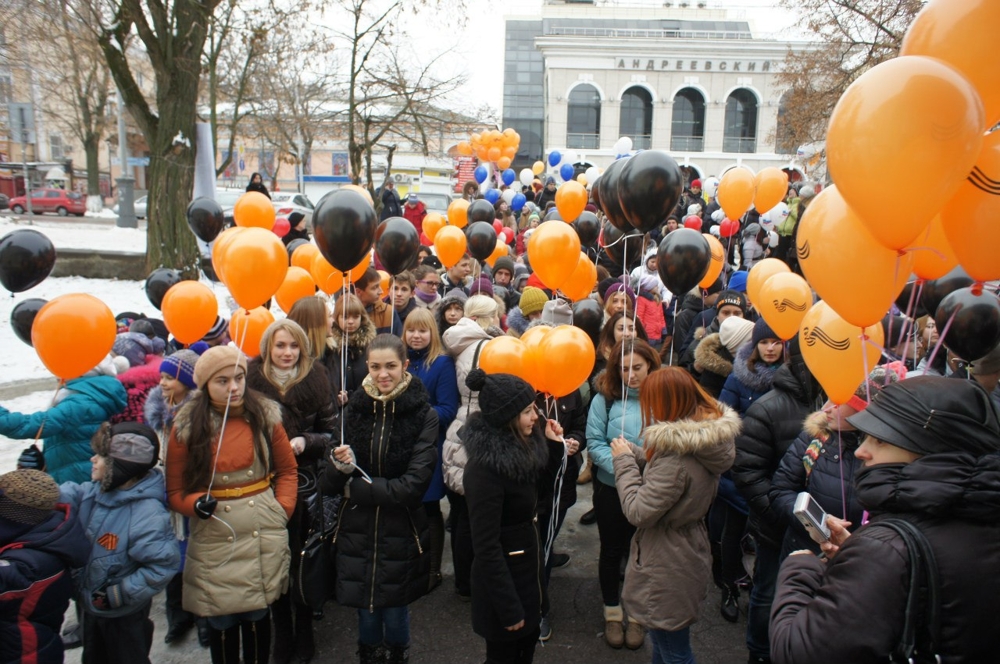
[502,146,517,160]
[434,225,468,269]
[378,270,391,295]
[555,181,587,223]
[229,307,274,358]
[478,336,529,385]
[485,243,507,268]
[447,199,469,229]
[211,226,246,283]
[311,254,345,295]
[423,212,446,241]
[539,325,596,397]
[457,141,473,157]
[532,161,545,176]
[233,191,276,229]
[221,227,288,310]
[746,258,791,307]
[497,156,512,170]
[275,266,317,313]
[753,167,788,214]
[796,186,912,327]
[475,145,489,162]
[32,294,116,380]
[757,272,813,341]
[560,253,598,302]
[470,133,482,147]
[291,243,320,271]
[699,234,725,289]
[527,221,582,290]
[906,215,958,281]
[161,281,219,345]
[717,168,755,220]
[519,326,551,393]
[940,130,1000,281]
[826,56,984,250]
[341,184,374,208]
[487,147,502,163]
[901,0,1000,127]
[798,301,884,405]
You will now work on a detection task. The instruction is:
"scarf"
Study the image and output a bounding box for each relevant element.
[361,371,413,402]
[415,289,438,305]
[270,366,298,391]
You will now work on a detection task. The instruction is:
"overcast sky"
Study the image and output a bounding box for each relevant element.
[429,0,803,113]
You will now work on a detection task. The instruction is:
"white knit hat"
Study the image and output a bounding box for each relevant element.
[719,317,755,356]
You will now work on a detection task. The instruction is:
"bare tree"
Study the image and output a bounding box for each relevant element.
[774,0,923,153]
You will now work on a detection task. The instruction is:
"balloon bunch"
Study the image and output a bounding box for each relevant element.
[478,325,596,399]
[459,128,521,171]
[526,221,598,300]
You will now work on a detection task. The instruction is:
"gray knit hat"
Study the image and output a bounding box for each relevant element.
[0,470,60,525]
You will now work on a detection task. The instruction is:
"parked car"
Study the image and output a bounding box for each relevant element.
[9,188,86,216]
[111,195,147,219]
[416,192,452,216]
[0,193,8,210]
[271,192,315,228]
[216,189,243,227]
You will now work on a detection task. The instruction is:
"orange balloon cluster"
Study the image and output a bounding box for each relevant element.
[479,325,595,398]
[798,301,884,405]
[214,227,288,310]
[275,266,317,313]
[423,212,446,241]
[33,294,117,380]
[756,272,813,341]
[162,281,219,345]
[291,243,320,271]
[559,253,598,302]
[746,258,790,307]
[555,181,588,223]
[229,307,274,358]
[527,221,582,290]
[458,128,522,170]
[311,253,369,295]
[940,129,1000,282]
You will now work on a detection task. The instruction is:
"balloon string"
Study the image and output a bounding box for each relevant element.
[340,277,349,446]
[668,297,678,366]
[902,245,946,262]
[619,236,630,440]
[207,312,249,496]
[32,382,64,444]
[836,426,846,520]
[860,333,872,405]
[925,305,960,374]
[389,275,395,337]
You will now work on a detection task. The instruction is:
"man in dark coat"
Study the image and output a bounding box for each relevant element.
[377,178,402,221]
[770,377,1000,664]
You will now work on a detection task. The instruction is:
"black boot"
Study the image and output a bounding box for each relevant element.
[579,508,597,525]
[272,593,295,664]
[294,602,315,663]
[386,644,409,664]
[164,573,194,644]
[427,506,444,592]
[241,616,272,664]
[358,643,387,664]
[209,625,241,664]
[721,585,739,623]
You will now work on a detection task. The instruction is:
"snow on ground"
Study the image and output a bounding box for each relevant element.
[0,216,146,252]
[0,390,61,473]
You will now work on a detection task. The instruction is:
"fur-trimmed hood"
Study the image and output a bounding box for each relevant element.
[801,410,863,449]
[641,406,741,474]
[171,390,283,445]
[328,317,377,353]
[694,333,734,377]
[731,342,780,393]
[505,306,531,336]
[462,412,548,484]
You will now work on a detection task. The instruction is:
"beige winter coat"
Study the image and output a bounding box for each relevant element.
[614,406,740,631]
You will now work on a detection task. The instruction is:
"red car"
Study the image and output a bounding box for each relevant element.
[9,188,87,216]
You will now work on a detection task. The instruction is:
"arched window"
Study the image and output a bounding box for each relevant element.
[670,88,705,152]
[724,89,758,153]
[567,84,601,149]
[775,90,796,155]
[619,87,652,150]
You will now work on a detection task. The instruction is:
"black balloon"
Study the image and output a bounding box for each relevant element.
[467,199,496,225]
[597,157,631,232]
[186,197,226,243]
[935,286,1000,362]
[600,220,642,270]
[466,221,499,262]
[313,189,378,272]
[895,276,928,319]
[544,207,563,222]
[10,298,47,346]
[590,176,602,212]
[921,265,973,315]
[374,217,420,275]
[617,150,683,234]
[145,268,182,310]
[574,211,600,246]
[572,298,603,348]
[285,238,310,262]
[0,229,56,293]
[657,228,711,297]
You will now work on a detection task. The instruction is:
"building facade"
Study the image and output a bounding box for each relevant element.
[504,1,813,181]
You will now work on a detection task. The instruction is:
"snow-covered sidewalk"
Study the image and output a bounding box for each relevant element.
[0,215,146,253]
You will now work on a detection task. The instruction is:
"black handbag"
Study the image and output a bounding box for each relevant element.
[293,468,339,610]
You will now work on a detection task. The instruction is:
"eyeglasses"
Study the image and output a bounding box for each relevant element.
[418,280,441,287]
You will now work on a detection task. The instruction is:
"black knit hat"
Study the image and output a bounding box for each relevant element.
[466,368,537,428]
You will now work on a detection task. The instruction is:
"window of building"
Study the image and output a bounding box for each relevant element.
[670,88,705,152]
[49,133,65,160]
[567,83,601,149]
[724,89,758,153]
[619,86,652,150]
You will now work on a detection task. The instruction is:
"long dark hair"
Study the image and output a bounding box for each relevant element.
[595,338,661,401]
[597,311,648,360]
[180,388,275,493]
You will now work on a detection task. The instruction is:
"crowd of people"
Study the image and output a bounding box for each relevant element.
[2,175,999,664]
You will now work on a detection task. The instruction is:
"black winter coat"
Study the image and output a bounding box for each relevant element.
[323,376,438,610]
[462,412,556,642]
[732,357,821,548]
[719,343,780,417]
[771,451,1000,664]
[672,293,706,356]
[534,389,588,537]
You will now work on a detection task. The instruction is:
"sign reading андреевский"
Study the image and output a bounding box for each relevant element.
[617,59,774,72]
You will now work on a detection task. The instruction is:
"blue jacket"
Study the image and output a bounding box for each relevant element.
[0,376,127,484]
[719,343,781,418]
[586,386,643,488]
[0,505,90,664]
[408,348,460,502]
[59,469,180,618]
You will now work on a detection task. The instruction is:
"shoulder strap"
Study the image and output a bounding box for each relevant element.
[867,517,941,664]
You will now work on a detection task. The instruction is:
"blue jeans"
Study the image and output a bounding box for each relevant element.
[649,626,695,664]
[746,539,781,659]
[357,606,409,646]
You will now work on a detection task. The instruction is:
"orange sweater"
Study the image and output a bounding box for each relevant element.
[166,418,298,518]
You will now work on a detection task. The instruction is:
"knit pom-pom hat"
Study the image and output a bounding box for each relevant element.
[465,368,537,428]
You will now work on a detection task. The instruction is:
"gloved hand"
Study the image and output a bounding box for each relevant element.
[17,444,45,471]
[193,494,218,520]
[91,588,110,610]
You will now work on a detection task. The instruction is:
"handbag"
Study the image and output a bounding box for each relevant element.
[293,468,339,610]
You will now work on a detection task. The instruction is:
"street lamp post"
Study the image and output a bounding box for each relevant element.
[115,89,137,228]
